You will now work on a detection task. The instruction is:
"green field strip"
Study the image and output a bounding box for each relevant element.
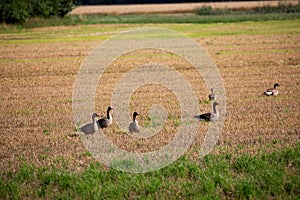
[214,48,300,55]
[0,56,85,63]
[0,35,109,44]
[1,20,299,44]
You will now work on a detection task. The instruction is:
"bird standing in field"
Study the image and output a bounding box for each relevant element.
[79,112,100,135]
[264,83,280,96]
[195,101,219,122]
[208,88,216,101]
[98,106,113,129]
[129,112,140,133]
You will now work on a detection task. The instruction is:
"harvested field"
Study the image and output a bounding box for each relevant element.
[0,21,299,173]
[70,0,299,15]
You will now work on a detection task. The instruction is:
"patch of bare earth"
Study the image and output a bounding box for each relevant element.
[0,25,299,172]
[70,1,299,15]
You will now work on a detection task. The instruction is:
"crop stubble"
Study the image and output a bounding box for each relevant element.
[0,23,299,172]
[70,1,299,15]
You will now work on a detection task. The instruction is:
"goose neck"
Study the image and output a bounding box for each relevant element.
[213,104,218,114]
[93,117,99,129]
[133,112,139,122]
[107,110,111,119]
[108,114,112,121]
[92,115,97,123]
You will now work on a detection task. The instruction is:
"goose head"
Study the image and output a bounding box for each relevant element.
[133,112,139,121]
[107,106,113,115]
[274,83,280,88]
[106,106,113,120]
[92,113,100,120]
[92,113,100,122]
[213,101,219,107]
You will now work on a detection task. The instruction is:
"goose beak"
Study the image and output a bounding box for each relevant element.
[96,114,100,117]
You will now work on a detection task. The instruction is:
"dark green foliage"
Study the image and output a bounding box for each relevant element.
[196,3,300,15]
[0,0,74,24]
[30,0,53,18]
[55,0,76,17]
[0,0,30,23]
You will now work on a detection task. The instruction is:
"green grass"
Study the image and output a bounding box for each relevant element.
[75,12,300,24]
[1,19,299,44]
[0,12,300,31]
[1,143,299,199]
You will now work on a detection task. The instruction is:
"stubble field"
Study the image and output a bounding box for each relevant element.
[1,20,299,175]
[70,0,299,15]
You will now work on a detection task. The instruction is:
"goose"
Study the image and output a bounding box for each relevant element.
[195,101,219,122]
[208,88,216,101]
[98,106,113,129]
[129,112,140,133]
[264,83,280,96]
[79,112,100,135]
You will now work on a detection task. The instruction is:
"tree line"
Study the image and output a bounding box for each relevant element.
[0,0,74,24]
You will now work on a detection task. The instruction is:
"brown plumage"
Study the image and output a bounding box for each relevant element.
[195,102,219,122]
[264,83,280,96]
[98,106,113,129]
[208,88,216,101]
[79,112,100,135]
[129,112,140,133]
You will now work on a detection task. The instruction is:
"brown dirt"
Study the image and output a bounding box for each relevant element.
[70,1,299,15]
[0,24,299,172]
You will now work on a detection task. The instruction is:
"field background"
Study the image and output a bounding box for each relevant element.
[1,1,300,199]
[71,0,299,14]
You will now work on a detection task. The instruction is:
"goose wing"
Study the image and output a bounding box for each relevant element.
[264,88,275,96]
[98,118,110,129]
[79,123,95,135]
[200,112,213,121]
[129,122,140,133]
[194,112,213,121]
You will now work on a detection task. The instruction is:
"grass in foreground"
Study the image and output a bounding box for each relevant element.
[1,143,299,199]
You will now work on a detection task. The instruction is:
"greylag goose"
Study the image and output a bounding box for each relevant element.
[79,112,100,135]
[98,106,113,129]
[208,88,215,101]
[195,102,219,122]
[129,112,140,133]
[264,83,280,96]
